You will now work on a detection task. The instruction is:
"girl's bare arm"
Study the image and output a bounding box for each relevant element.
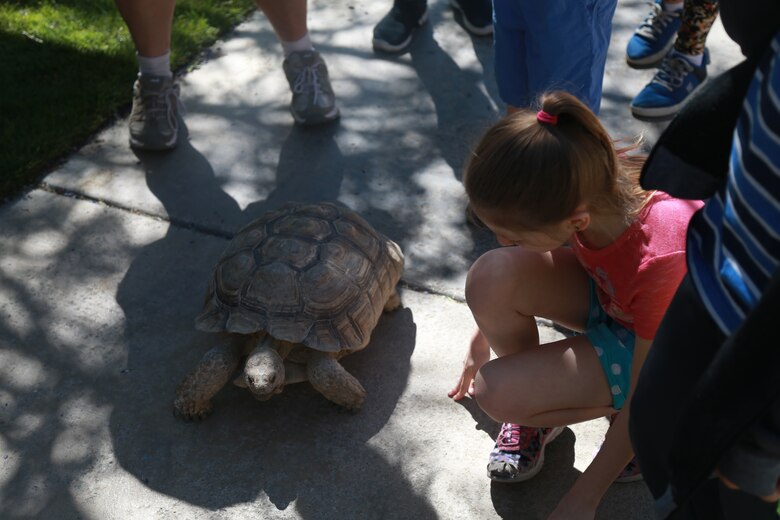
[548,336,652,519]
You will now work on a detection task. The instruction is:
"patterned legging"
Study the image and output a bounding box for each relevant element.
[675,0,719,56]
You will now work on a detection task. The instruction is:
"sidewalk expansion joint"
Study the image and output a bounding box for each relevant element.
[398,279,465,303]
[35,183,508,307]
[38,182,234,240]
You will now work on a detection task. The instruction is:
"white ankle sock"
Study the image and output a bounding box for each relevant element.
[663,1,683,11]
[137,51,172,77]
[281,33,314,57]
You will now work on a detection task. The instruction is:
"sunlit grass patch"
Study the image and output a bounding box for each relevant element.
[0,0,254,201]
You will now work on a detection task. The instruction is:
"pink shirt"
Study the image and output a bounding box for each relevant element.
[570,192,704,339]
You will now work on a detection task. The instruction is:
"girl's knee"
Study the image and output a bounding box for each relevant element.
[473,363,533,423]
[472,371,501,420]
[466,249,542,327]
[466,249,524,312]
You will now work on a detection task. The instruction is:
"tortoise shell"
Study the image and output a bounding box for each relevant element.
[195,202,404,353]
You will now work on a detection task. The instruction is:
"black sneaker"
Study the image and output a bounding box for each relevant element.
[451,0,493,36]
[372,1,428,54]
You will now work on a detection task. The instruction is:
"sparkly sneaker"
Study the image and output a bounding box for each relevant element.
[282,50,340,126]
[450,0,493,36]
[372,1,428,54]
[615,455,643,483]
[625,0,682,69]
[630,48,709,121]
[129,74,182,151]
[487,423,565,483]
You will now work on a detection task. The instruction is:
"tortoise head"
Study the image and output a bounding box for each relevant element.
[233,344,285,400]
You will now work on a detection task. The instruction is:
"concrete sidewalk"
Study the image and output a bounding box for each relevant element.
[1,1,742,518]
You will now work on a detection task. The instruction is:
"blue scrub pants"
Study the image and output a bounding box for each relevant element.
[493,0,617,114]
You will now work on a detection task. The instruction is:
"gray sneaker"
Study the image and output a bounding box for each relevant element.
[129,74,181,150]
[282,50,340,126]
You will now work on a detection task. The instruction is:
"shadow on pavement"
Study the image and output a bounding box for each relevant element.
[0,198,134,519]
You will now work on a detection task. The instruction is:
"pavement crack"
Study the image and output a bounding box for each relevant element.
[36,183,472,303]
[37,182,234,240]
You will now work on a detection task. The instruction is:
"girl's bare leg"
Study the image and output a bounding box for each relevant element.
[465,246,590,356]
[476,335,614,426]
[466,246,613,424]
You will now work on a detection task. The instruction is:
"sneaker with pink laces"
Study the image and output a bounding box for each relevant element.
[486,423,565,482]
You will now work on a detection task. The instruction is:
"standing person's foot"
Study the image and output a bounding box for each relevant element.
[450,0,493,36]
[630,48,709,121]
[129,74,181,151]
[282,50,340,126]
[372,1,428,54]
[625,0,682,69]
[486,423,565,482]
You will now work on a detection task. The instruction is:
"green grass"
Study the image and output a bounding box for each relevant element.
[0,0,255,201]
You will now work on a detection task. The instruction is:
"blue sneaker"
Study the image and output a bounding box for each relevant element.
[626,0,682,69]
[630,49,709,121]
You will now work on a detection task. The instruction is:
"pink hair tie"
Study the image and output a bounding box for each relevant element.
[537,110,558,126]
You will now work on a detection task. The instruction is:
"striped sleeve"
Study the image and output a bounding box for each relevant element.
[687,32,780,335]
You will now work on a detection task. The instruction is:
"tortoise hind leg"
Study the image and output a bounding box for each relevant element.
[306,351,366,410]
[174,342,241,421]
[383,289,401,312]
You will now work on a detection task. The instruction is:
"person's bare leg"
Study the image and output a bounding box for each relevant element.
[116,0,180,149]
[470,246,603,482]
[255,0,339,125]
[254,0,308,42]
[467,246,610,422]
[465,246,591,357]
[475,335,615,426]
[115,0,175,57]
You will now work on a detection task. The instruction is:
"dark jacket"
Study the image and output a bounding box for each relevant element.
[636,0,780,514]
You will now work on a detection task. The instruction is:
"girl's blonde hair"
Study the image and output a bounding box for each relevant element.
[464,91,650,229]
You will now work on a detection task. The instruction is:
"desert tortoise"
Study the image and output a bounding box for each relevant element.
[174,202,404,420]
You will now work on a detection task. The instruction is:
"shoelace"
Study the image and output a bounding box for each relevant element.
[636,2,680,41]
[496,423,537,451]
[652,53,694,91]
[140,82,185,131]
[293,64,323,107]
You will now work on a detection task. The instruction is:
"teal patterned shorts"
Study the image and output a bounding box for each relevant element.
[584,278,635,410]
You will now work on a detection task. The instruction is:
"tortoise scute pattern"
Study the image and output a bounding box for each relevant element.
[246,262,300,312]
[195,202,404,354]
[273,214,332,242]
[334,220,381,260]
[261,237,317,269]
[216,252,254,300]
[300,262,361,311]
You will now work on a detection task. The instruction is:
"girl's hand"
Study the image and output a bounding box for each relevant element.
[448,328,490,401]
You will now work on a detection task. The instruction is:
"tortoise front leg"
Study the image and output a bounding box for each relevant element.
[174,342,241,421]
[307,351,366,410]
